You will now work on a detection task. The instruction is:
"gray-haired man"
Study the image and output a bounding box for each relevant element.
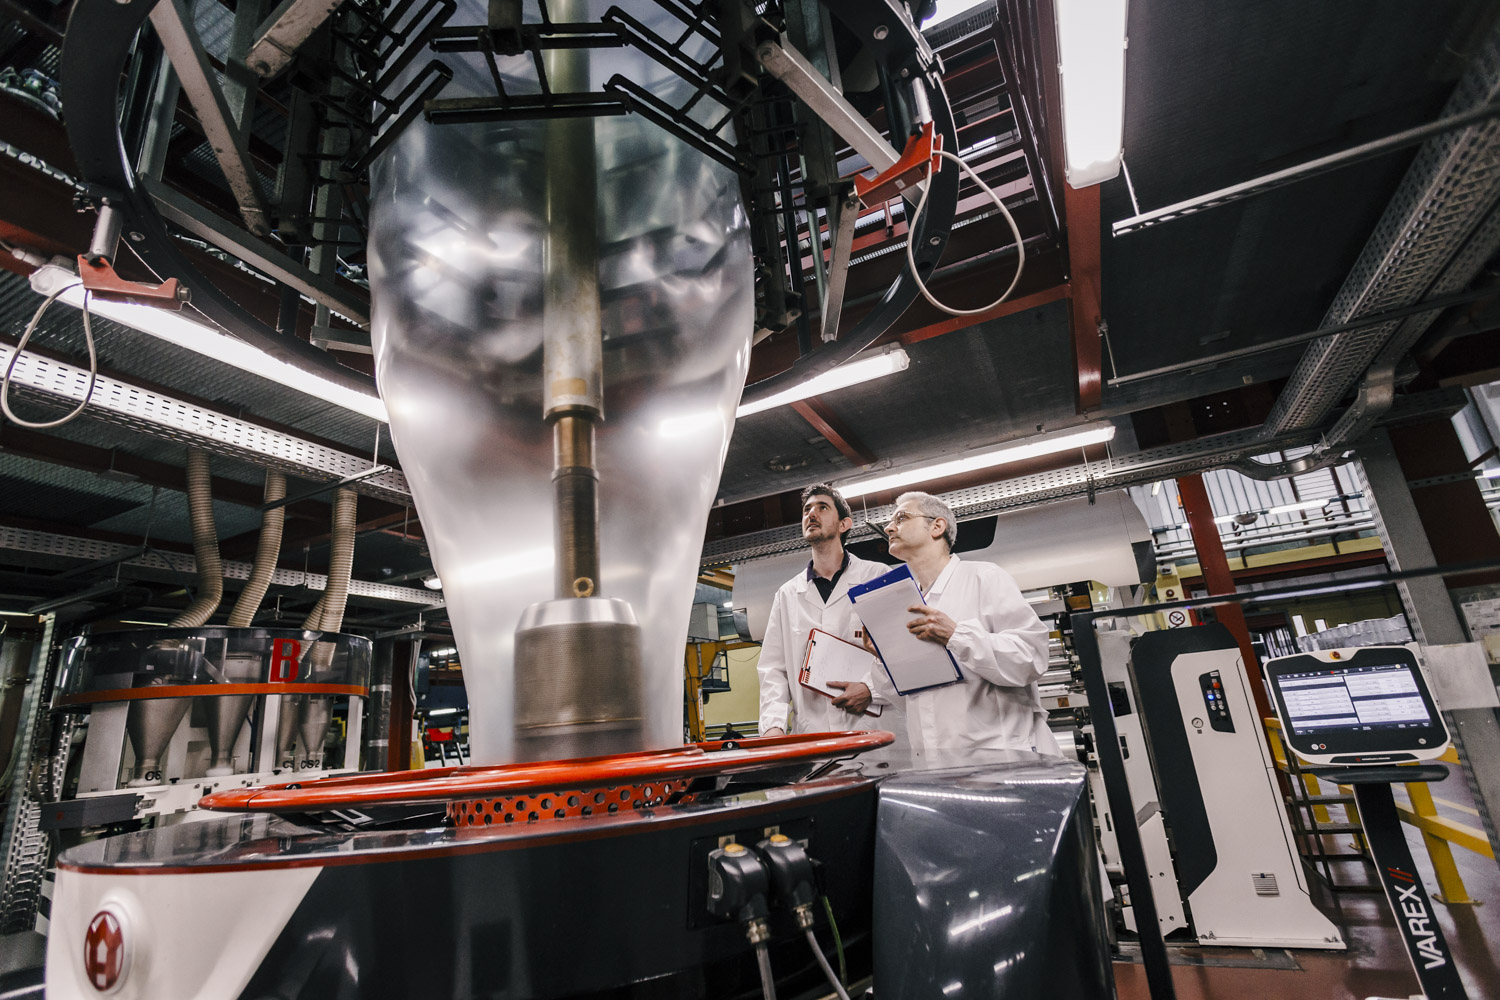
[835,491,1058,754]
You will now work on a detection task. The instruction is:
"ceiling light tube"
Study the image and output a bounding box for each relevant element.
[1054,0,1129,188]
[838,424,1116,500]
[1266,499,1329,516]
[40,272,388,423]
[736,345,910,418]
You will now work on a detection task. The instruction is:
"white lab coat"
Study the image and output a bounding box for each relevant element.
[757,553,888,734]
[865,555,1058,754]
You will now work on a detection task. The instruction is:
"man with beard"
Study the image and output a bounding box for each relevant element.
[757,484,887,737]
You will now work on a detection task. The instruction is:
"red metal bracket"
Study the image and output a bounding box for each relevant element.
[852,121,942,208]
[77,254,188,311]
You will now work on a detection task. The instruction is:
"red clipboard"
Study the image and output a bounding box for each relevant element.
[798,628,883,717]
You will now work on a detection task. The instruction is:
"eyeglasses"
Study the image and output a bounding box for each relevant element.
[885,511,936,530]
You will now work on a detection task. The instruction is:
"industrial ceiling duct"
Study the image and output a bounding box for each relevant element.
[368,0,753,763]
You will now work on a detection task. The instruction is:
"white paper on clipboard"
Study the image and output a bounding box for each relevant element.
[848,564,963,695]
[799,629,883,716]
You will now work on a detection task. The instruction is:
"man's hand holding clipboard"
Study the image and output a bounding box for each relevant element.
[846,564,965,695]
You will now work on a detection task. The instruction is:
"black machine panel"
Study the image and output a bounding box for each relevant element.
[1198,669,1234,733]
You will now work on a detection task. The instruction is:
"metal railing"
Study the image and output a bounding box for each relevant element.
[1265,717,1491,904]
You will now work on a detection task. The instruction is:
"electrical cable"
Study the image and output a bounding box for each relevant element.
[821,896,847,987]
[2,282,98,429]
[804,928,852,1000]
[903,148,1026,316]
[753,942,778,1000]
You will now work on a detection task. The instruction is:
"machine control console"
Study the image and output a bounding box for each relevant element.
[1262,645,1450,766]
[1198,670,1234,732]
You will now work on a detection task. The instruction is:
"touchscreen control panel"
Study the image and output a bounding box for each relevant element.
[1263,646,1449,766]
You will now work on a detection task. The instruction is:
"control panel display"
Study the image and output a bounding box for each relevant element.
[1279,663,1432,735]
[1263,646,1450,766]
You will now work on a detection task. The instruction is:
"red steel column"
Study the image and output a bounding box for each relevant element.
[1177,473,1275,721]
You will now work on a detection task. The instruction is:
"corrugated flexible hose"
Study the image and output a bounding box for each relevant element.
[227,470,286,628]
[303,487,357,633]
[170,448,222,627]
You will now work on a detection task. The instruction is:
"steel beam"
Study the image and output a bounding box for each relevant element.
[1110,101,1500,237]
[755,35,912,190]
[819,192,859,342]
[142,178,369,328]
[1176,472,1274,722]
[1355,426,1500,866]
[247,0,347,79]
[789,396,875,467]
[1064,182,1103,411]
[149,0,273,235]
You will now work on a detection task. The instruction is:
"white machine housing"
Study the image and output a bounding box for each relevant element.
[1112,624,1345,950]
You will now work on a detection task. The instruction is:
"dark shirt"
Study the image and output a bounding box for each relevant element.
[806,551,850,603]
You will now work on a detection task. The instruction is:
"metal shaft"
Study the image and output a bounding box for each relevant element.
[552,414,599,597]
[542,0,603,600]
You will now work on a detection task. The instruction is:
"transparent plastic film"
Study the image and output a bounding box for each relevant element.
[368,0,753,763]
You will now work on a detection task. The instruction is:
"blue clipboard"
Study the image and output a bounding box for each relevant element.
[847,563,964,695]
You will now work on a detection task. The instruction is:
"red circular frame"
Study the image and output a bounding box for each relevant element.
[198,731,893,813]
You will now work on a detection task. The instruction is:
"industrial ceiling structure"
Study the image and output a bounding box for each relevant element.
[0,0,1497,637]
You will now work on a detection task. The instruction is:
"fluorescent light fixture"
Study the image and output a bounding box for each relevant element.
[838,425,1116,499]
[428,646,457,657]
[1266,499,1328,516]
[427,707,459,717]
[737,346,909,418]
[722,600,733,607]
[423,575,443,590]
[0,610,37,617]
[1054,0,1128,187]
[45,277,388,423]
[1481,465,1500,479]
[118,620,170,626]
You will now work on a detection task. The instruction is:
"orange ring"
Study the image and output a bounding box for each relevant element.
[199,731,893,813]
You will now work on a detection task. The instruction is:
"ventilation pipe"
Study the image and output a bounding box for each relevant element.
[127,448,222,786]
[226,470,286,628]
[281,487,357,770]
[169,448,222,628]
[206,469,287,776]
